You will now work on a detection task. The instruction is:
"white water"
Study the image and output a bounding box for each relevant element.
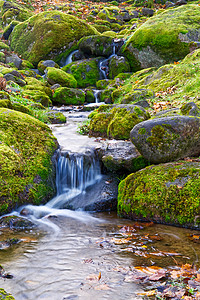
[60,50,79,67]
[99,44,116,79]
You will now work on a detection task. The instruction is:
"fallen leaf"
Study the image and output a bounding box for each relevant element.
[137,290,156,296]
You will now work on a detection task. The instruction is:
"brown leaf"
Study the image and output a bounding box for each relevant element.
[137,290,156,296]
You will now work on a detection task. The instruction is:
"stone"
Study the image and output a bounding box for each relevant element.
[96,140,148,173]
[78,35,113,58]
[53,87,85,105]
[141,8,154,17]
[108,55,130,79]
[181,102,200,116]
[5,54,22,69]
[4,73,26,86]
[38,60,59,74]
[118,160,200,228]
[130,116,200,164]
[0,215,35,229]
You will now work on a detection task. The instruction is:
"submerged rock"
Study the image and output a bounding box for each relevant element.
[118,161,200,228]
[130,116,200,164]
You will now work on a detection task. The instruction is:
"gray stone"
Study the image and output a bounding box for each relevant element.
[78,35,113,58]
[181,102,200,117]
[4,73,26,86]
[141,8,154,17]
[130,116,200,164]
[5,54,22,69]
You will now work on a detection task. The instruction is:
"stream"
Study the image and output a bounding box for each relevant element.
[1,110,200,300]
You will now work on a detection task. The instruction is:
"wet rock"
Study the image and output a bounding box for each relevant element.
[46,111,66,124]
[175,0,187,5]
[78,35,113,58]
[0,238,21,250]
[62,175,118,212]
[130,116,200,164]
[0,288,15,299]
[4,73,26,86]
[108,55,130,79]
[96,141,148,174]
[0,215,36,229]
[165,1,175,8]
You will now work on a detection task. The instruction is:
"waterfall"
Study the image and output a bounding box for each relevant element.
[99,42,117,79]
[56,151,102,195]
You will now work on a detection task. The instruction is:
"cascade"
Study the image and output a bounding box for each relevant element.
[99,42,116,79]
[59,49,79,67]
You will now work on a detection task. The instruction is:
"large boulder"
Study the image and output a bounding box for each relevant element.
[118,161,200,228]
[53,87,85,105]
[78,35,113,58]
[62,58,101,88]
[46,67,77,88]
[9,11,99,66]
[108,55,130,79]
[0,108,58,215]
[89,104,150,140]
[122,4,200,71]
[130,116,200,164]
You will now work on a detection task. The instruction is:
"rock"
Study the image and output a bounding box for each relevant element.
[0,215,35,229]
[175,0,187,5]
[120,89,154,104]
[46,111,66,124]
[130,116,200,164]
[9,11,99,66]
[0,238,21,250]
[53,87,85,105]
[89,104,150,140]
[4,73,26,86]
[78,35,113,58]
[0,109,58,215]
[50,83,61,90]
[62,58,101,88]
[118,161,200,228]
[165,1,175,8]
[46,67,77,88]
[37,60,59,74]
[181,102,200,116]
[0,288,15,299]
[134,100,150,108]
[131,10,139,18]
[96,140,148,173]
[141,8,154,17]
[22,90,51,107]
[122,4,200,71]
[5,54,22,69]
[62,175,118,212]
[108,55,130,79]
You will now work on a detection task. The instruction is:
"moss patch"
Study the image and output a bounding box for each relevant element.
[46,67,77,88]
[118,161,200,228]
[0,108,58,215]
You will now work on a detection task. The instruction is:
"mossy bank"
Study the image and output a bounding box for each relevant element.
[0,108,58,215]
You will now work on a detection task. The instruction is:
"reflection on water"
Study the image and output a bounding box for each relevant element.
[0,212,200,300]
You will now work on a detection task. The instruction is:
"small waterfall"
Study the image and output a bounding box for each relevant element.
[99,42,116,79]
[93,89,101,103]
[56,152,101,195]
[60,50,79,67]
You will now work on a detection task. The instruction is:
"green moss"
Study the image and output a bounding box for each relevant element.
[89,105,150,139]
[24,77,52,98]
[53,87,85,105]
[46,67,77,88]
[62,58,100,88]
[0,99,12,108]
[9,11,99,66]
[20,60,34,70]
[108,56,130,79]
[22,90,51,107]
[96,79,111,90]
[122,5,200,70]
[118,161,200,227]
[2,2,33,27]
[0,108,57,215]
[12,102,31,114]
[0,41,9,51]
[0,288,15,300]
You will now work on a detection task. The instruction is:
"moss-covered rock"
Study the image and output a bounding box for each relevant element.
[0,99,12,109]
[130,116,200,164]
[89,104,150,140]
[46,67,77,88]
[37,60,59,74]
[12,102,31,114]
[9,11,99,66]
[1,0,33,27]
[120,88,154,104]
[24,77,52,98]
[0,108,58,215]
[53,87,85,105]
[62,58,101,88]
[0,288,15,300]
[0,41,10,51]
[122,5,200,71]
[108,55,130,79]
[96,79,111,90]
[22,90,51,107]
[118,161,200,228]
[78,35,113,58]
[45,111,66,124]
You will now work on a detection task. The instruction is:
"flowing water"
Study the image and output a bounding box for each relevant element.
[1,110,200,300]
